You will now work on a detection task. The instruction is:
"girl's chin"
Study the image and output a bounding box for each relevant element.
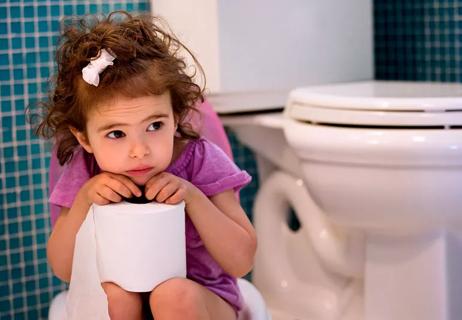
[122,168,162,186]
[130,176,150,186]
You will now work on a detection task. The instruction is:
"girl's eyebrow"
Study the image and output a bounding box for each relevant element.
[97,113,169,132]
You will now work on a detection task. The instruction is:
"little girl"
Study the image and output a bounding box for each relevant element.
[35,11,257,320]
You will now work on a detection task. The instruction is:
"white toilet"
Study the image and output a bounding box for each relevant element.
[214,80,462,320]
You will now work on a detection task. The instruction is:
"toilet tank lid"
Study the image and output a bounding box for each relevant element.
[288,81,462,112]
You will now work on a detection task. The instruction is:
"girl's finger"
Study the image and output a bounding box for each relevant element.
[106,178,132,198]
[98,185,122,203]
[145,176,171,200]
[145,172,168,190]
[109,173,142,197]
[165,188,186,204]
[155,182,179,203]
[93,193,111,206]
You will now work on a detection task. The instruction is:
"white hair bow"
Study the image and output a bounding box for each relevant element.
[81,48,116,87]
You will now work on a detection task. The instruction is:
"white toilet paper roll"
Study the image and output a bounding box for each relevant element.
[92,201,186,292]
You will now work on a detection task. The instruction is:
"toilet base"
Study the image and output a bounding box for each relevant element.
[259,279,363,320]
[365,230,462,320]
[263,229,462,320]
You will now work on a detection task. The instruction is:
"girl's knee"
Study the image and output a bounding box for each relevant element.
[150,278,204,313]
[102,282,126,300]
[101,282,143,319]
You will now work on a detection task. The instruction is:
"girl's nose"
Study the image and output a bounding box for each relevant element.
[129,140,150,159]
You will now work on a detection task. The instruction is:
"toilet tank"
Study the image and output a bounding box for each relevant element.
[152,0,373,93]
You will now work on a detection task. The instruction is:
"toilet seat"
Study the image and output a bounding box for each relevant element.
[284,81,462,167]
[286,81,462,127]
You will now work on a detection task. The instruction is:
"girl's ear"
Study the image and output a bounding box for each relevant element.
[173,115,179,131]
[69,126,94,154]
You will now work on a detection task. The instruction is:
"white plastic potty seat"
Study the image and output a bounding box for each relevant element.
[49,279,271,320]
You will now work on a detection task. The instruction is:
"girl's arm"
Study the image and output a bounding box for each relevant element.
[47,192,91,282]
[47,172,141,282]
[145,171,257,278]
[185,188,257,278]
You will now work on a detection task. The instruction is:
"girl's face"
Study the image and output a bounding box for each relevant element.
[72,93,177,186]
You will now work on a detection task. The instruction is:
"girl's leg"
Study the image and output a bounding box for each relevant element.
[149,278,236,320]
[101,282,144,320]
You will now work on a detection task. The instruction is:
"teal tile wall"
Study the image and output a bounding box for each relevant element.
[226,129,259,218]
[375,0,462,82]
[0,2,150,319]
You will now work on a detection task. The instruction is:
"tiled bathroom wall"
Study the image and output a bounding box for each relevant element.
[0,2,150,319]
[375,0,462,81]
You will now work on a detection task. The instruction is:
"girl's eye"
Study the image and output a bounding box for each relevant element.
[147,121,163,132]
[107,130,125,139]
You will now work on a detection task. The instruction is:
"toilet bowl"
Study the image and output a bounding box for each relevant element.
[283,80,462,320]
[214,81,462,320]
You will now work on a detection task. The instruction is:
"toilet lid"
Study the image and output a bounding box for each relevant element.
[286,81,462,127]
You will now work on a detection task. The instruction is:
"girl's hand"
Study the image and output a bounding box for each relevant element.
[80,172,142,206]
[144,172,195,205]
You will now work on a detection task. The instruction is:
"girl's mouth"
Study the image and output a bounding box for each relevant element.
[126,167,153,176]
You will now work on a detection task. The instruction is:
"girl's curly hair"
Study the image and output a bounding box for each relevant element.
[35,11,205,165]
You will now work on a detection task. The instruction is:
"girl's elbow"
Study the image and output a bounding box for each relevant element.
[51,265,71,283]
[246,230,257,267]
[232,236,258,278]
[47,243,71,283]
[246,235,258,273]
[230,255,255,278]
[47,255,71,282]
